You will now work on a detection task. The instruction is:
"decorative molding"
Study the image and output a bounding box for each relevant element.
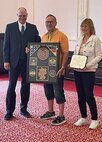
[79,0,89,20]
[77,0,89,38]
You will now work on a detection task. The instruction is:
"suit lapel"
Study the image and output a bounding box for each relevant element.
[24,23,29,34]
[14,22,22,40]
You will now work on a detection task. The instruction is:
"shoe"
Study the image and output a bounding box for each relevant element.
[40,111,55,120]
[89,120,99,129]
[20,111,31,118]
[74,118,87,126]
[4,113,13,120]
[51,116,66,126]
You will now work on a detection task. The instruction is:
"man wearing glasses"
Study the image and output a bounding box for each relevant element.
[40,14,69,125]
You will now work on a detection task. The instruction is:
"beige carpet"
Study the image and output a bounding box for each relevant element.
[0,80,102,142]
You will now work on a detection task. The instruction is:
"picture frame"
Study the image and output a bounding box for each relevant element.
[27,42,60,83]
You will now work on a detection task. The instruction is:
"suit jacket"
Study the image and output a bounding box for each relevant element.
[3,21,41,68]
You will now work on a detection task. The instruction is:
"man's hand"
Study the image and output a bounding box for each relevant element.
[4,62,10,70]
[56,66,65,78]
[67,64,70,68]
[25,47,30,54]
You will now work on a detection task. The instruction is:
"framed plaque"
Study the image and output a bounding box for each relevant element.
[70,55,87,69]
[27,42,60,83]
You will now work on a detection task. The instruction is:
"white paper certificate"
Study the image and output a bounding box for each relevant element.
[70,55,87,69]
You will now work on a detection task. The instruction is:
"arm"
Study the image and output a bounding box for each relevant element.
[3,24,11,70]
[57,33,69,77]
[86,37,102,68]
[34,25,41,42]
[57,52,68,77]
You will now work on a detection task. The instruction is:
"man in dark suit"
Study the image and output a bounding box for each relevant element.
[3,7,41,120]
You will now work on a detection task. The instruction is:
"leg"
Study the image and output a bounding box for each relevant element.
[74,71,88,126]
[82,72,98,129]
[54,76,66,116]
[6,68,19,114]
[20,59,30,116]
[44,83,55,112]
[40,84,55,119]
[51,76,66,125]
[59,103,64,116]
[5,67,19,120]
[74,71,87,118]
[82,72,98,120]
[48,100,54,112]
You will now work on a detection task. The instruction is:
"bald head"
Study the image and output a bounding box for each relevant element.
[17,7,28,24]
[17,7,27,14]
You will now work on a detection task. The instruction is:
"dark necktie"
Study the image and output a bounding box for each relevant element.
[21,25,24,34]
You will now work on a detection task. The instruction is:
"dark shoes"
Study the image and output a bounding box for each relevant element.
[4,111,31,120]
[40,111,55,120]
[51,115,66,126]
[40,112,66,125]
[4,113,13,121]
[20,111,31,118]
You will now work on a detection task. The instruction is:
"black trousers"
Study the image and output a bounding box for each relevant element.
[6,59,30,114]
[74,71,98,120]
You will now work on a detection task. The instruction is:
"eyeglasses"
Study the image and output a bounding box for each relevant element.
[18,15,27,18]
[46,21,55,24]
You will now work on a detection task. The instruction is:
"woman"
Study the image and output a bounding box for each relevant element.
[73,18,102,129]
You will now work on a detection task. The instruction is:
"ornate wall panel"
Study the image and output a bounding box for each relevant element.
[77,0,89,38]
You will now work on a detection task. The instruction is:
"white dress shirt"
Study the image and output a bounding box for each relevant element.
[18,22,26,32]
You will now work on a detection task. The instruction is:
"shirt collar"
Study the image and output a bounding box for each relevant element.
[46,28,58,35]
[18,22,26,31]
[78,35,95,44]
